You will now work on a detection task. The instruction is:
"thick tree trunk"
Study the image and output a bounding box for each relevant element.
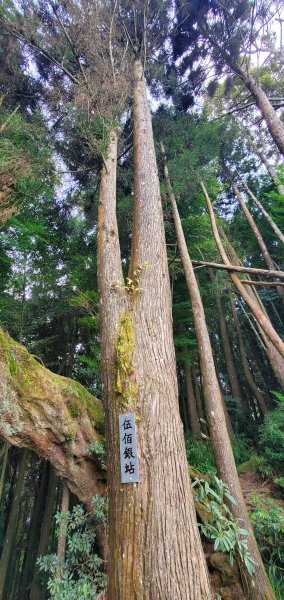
[101,60,212,600]
[0,448,29,598]
[243,181,284,245]
[162,150,274,598]
[201,181,284,360]
[0,328,105,509]
[232,63,284,156]
[183,358,200,434]
[232,181,284,303]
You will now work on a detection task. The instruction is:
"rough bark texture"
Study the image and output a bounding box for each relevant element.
[201,181,284,361]
[232,182,284,303]
[0,328,105,509]
[162,154,274,599]
[243,181,284,245]
[99,63,212,600]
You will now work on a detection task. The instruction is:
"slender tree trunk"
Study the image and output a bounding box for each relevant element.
[0,449,29,598]
[232,181,284,303]
[232,62,284,156]
[218,226,284,391]
[243,127,284,195]
[183,357,200,434]
[191,362,208,434]
[201,180,284,360]
[161,145,274,598]
[228,291,268,415]
[0,443,9,504]
[21,461,49,598]
[208,269,243,404]
[243,181,284,244]
[99,62,212,600]
[30,465,57,600]
[57,482,69,562]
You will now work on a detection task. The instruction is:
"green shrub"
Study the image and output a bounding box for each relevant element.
[185,434,217,474]
[258,392,284,484]
[250,495,284,599]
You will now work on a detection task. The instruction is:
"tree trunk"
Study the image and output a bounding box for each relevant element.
[57,482,69,562]
[99,61,212,600]
[201,180,284,360]
[218,226,284,391]
[0,448,29,598]
[208,269,243,404]
[191,363,208,434]
[30,465,58,600]
[243,181,284,245]
[0,328,105,509]
[232,181,284,303]
[183,358,200,434]
[161,148,274,599]
[21,461,49,599]
[232,62,284,156]
[243,129,284,195]
[0,443,9,504]
[228,292,268,416]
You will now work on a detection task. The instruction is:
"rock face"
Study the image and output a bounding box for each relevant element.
[209,552,246,599]
[0,328,106,508]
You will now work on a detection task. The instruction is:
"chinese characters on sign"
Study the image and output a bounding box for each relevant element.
[119,412,139,483]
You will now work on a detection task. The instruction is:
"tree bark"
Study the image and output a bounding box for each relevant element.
[189,259,284,279]
[161,149,274,598]
[232,181,284,303]
[101,60,212,600]
[0,448,29,598]
[201,180,284,360]
[0,328,105,509]
[243,181,284,245]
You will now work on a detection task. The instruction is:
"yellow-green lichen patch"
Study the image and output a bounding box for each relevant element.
[114,312,138,409]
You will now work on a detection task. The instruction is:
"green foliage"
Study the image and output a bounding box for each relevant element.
[257,393,284,485]
[89,442,106,470]
[185,434,217,475]
[192,476,256,575]
[39,497,107,600]
[250,495,284,599]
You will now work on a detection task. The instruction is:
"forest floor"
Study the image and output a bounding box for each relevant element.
[239,472,284,512]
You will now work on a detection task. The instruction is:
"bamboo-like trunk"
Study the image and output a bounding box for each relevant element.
[161,146,274,598]
[201,180,284,360]
[98,66,212,599]
[243,181,284,244]
[0,449,29,598]
[232,181,284,303]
